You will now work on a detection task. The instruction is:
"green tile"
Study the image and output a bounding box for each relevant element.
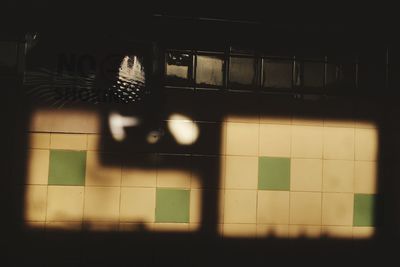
[353,194,376,227]
[155,188,190,223]
[48,150,86,186]
[258,157,290,190]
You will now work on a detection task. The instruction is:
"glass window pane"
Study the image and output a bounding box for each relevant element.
[326,63,356,89]
[165,52,192,84]
[196,55,224,87]
[0,41,17,71]
[263,59,292,89]
[302,61,324,88]
[229,57,256,88]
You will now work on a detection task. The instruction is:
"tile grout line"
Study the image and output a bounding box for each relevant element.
[352,125,356,235]
[82,134,89,230]
[255,121,260,228]
[117,157,123,231]
[319,125,325,230]
[288,119,293,225]
[321,126,325,230]
[44,133,52,229]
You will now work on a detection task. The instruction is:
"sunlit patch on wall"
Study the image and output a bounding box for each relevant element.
[24,110,201,233]
[108,111,140,142]
[24,110,379,240]
[220,116,379,239]
[167,114,199,145]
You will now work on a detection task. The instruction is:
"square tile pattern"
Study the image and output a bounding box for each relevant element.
[25,119,379,239]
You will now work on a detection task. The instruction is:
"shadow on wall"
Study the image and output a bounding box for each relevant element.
[10,82,400,266]
[6,31,400,267]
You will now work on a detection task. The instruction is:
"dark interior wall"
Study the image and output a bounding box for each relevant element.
[3,14,400,266]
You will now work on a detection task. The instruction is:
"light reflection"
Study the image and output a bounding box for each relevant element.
[167,114,199,145]
[108,111,139,141]
[146,130,162,144]
[110,55,145,104]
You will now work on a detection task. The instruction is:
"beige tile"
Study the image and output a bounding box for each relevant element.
[321,226,353,238]
[190,189,202,223]
[46,186,84,222]
[26,149,49,185]
[157,169,191,188]
[29,109,54,132]
[290,159,322,192]
[323,160,354,193]
[87,134,100,150]
[257,191,289,224]
[46,222,82,231]
[84,187,120,222]
[291,126,323,158]
[355,128,378,161]
[121,154,157,187]
[225,156,258,189]
[120,187,156,223]
[322,193,354,226]
[323,127,354,160]
[292,116,323,126]
[324,118,355,128]
[50,109,100,133]
[226,122,259,156]
[156,155,191,188]
[50,133,87,150]
[290,192,322,225]
[354,161,378,194]
[83,222,119,231]
[29,133,50,149]
[353,227,375,239]
[223,224,257,238]
[256,224,289,238]
[260,115,292,125]
[122,160,157,187]
[288,225,321,238]
[85,152,121,186]
[151,223,189,232]
[224,190,257,224]
[259,124,291,157]
[25,185,47,221]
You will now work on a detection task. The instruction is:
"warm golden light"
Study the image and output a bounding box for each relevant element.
[25,110,378,239]
[167,114,199,145]
[108,111,139,141]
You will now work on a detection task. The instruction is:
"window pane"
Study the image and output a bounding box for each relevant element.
[165,52,192,84]
[302,61,324,88]
[263,59,292,89]
[196,55,224,87]
[229,57,256,88]
[0,41,17,71]
[326,63,356,89]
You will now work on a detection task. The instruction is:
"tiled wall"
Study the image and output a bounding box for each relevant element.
[221,113,378,239]
[24,108,379,239]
